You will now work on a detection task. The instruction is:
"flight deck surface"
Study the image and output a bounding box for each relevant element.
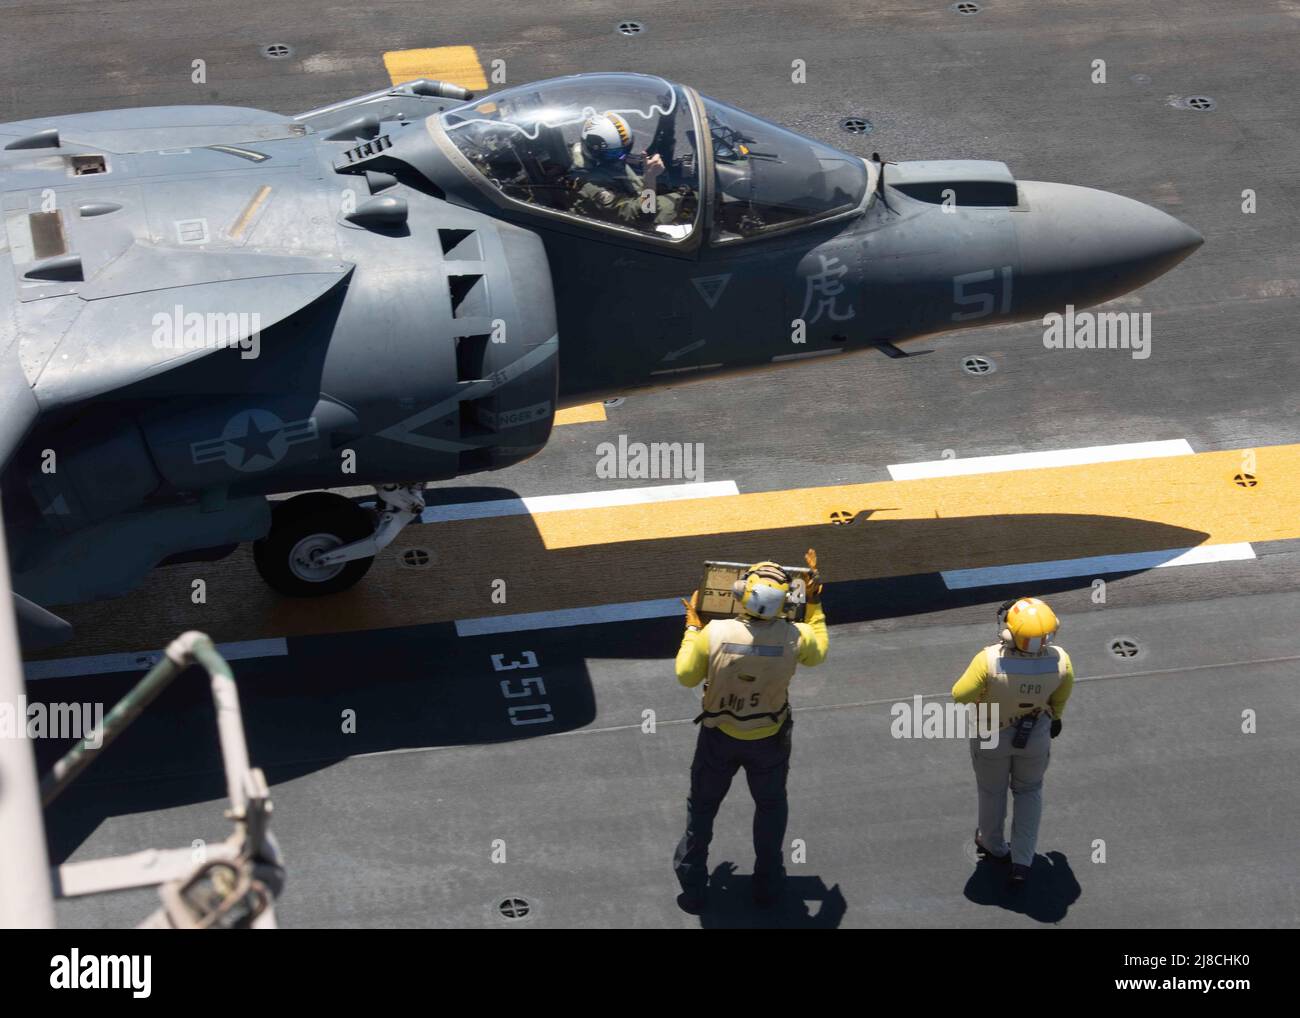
[6,0,1297,928]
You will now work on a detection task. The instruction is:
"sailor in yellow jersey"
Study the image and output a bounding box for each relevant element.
[672,549,829,911]
[952,597,1075,886]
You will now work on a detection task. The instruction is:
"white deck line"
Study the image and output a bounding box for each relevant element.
[888,439,1195,480]
[456,598,682,637]
[25,637,289,681]
[941,543,1257,589]
[420,480,740,524]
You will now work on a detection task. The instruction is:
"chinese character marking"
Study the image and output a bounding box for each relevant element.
[799,254,856,324]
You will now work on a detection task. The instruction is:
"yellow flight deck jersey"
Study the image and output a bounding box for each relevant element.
[952,643,1075,728]
[676,601,829,740]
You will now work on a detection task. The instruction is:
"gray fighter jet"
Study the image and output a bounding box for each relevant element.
[0,73,1202,649]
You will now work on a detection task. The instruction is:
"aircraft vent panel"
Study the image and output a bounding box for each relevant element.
[458,398,495,438]
[455,333,490,381]
[70,154,107,175]
[448,273,488,318]
[888,159,1018,207]
[28,211,67,259]
[894,180,1018,206]
[438,228,480,259]
[339,134,392,166]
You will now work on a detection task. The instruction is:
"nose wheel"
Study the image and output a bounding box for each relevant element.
[252,492,377,597]
[287,532,349,584]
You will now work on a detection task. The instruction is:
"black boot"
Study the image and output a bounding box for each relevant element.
[752,869,786,908]
[975,829,1010,863]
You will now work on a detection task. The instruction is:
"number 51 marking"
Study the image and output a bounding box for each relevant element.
[952,266,1013,321]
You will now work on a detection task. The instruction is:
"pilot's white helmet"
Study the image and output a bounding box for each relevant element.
[581,112,633,161]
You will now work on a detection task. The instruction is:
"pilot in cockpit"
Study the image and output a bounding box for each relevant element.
[566,111,684,228]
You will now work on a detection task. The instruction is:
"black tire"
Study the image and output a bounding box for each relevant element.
[253,496,376,597]
[266,491,357,527]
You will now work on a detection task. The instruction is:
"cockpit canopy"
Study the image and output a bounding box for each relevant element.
[701,96,869,241]
[439,73,869,244]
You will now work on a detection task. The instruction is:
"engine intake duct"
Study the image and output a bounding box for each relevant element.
[889,159,1019,207]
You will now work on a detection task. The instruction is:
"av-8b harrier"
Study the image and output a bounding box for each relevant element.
[0,73,1201,649]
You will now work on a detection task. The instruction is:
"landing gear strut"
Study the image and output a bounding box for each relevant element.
[252,484,426,597]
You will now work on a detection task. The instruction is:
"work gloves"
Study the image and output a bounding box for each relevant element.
[681,589,703,630]
[804,547,822,602]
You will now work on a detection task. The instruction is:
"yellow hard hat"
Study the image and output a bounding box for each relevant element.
[1002,597,1059,653]
[732,561,790,619]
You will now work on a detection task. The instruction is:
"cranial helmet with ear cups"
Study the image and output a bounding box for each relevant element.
[998,597,1059,654]
[732,561,791,620]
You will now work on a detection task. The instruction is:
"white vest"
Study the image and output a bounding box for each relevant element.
[698,616,801,731]
[982,644,1068,729]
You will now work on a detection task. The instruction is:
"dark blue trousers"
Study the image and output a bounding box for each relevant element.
[673,717,792,896]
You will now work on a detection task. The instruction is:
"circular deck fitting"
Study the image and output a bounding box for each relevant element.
[616,21,645,36]
[498,896,531,920]
[261,43,293,60]
[1108,637,1142,659]
[953,2,981,15]
[1171,95,1216,111]
[399,548,434,569]
[840,117,873,135]
[961,355,996,376]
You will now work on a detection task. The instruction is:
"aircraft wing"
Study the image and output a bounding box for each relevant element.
[11,592,71,652]
[0,341,38,469]
[0,105,304,154]
[0,341,62,649]
[28,248,353,408]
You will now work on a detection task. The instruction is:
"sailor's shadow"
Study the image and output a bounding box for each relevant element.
[963,850,1081,923]
[693,862,847,928]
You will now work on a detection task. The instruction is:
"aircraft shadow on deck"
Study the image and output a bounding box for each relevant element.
[33,489,1206,863]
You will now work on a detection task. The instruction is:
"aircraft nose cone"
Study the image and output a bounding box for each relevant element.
[1015,181,1202,310]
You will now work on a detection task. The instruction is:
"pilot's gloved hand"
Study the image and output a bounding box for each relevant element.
[804,548,822,602]
[1050,719,1062,739]
[682,589,703,630]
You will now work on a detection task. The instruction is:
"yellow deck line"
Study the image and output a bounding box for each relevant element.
[37,444,1299,659]
[554,403,608,425]
[529,444,1300,550]
[383,46,488,90]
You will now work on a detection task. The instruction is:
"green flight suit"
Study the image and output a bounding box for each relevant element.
[572,156,681,227]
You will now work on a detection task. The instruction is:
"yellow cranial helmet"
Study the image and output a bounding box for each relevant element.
[733,561,791,619]
[1001,597,1059,653]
